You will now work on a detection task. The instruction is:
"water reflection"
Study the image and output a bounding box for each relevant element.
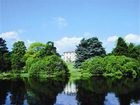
[0,79,26,105]
[104,93,120,105]
[55,81,79,105]
[76,77,140,105]
[25,77,68,105]
[0,77,140,105]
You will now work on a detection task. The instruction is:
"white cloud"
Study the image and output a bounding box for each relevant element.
[54,17,68,29]
[105,33,140,53]
[124,33,140,43]
[26,40,35,47]
[0,31,19,41]
[54,37,82,54]
[107,35,118,43]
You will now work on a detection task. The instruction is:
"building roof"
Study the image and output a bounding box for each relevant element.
[63,51,75,53]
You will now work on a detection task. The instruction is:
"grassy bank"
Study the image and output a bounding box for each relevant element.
[0,71,29,80]
[67,62,93,81]
[0,62,89,80]
[67,62,81,81]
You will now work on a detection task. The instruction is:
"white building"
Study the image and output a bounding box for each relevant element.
[62,51,76,62]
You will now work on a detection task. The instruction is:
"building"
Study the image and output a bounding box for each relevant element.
[62,51,76,62]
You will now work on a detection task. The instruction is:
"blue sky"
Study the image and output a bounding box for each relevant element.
[0,0,140,54]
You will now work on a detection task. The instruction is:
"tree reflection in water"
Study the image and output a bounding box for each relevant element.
[25,77,68,105]
[0,79,26,105]
[76,77,140,105]
[0,77,140,105]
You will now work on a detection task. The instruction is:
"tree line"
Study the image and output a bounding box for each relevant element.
[75,37,140,78]
[0,38,26,72]
[0,36,140,78]
[0,37,69,78]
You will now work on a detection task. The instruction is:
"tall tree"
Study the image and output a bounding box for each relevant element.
[0,38,11,72]
[127,43,139,59]
[135,45,140,61]
[11,41,26,70]
[112,37,128,56]
[75,37,106,68]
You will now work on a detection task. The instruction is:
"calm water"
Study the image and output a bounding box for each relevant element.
[0,77,140,105]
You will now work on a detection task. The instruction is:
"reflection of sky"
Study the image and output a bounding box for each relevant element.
[130,100,140,105]
[3,84,140,105]
[54,82,78,105]
[5,92,28,105]
[104,92,120,105]
[54,92,78,105]
[5,92,11,105]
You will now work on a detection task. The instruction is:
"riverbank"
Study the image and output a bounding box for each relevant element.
[0,63,80,80]
[0,62,138,80]
[0,71,29,80]
[67,62,93,81]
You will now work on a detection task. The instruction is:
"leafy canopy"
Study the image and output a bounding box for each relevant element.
[25,41,68,78]
[81,55,140,78]
[112,37,140,61]
[75,37,106,68]
[0,38,11,71]
[11,41,26,70]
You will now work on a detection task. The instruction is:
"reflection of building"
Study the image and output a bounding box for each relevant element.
[64,82,77,96]
[62,51,76,62]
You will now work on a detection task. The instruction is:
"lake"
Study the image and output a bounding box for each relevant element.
[0,77,140,105]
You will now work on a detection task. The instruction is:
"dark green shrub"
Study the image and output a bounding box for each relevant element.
[29,55,69,78]
[81,55,140,78]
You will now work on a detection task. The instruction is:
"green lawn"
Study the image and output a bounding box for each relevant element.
[66,62,82,81]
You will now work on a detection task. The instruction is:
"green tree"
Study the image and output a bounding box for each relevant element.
[23,42,46,61]
[0,38,11,72]
[127,43,139,59]
[81,55,140,78]
[24,41,59,71]
[29,55,69,78]
[112,37,128,56]
[24,41,59,61]
[135,45,140,61]
[75,37,106,68]
[11,41,26,70]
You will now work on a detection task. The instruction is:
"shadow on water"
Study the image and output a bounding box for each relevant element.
[24,77,69,105]
[76,77,140,105]
[0,77,68,105]
[0,79,26,105]
[0,77,140,105]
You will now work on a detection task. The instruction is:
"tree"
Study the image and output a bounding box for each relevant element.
[112,37,140,61]
[24,41,59,71]
[75,37,106,68]
[11,41,26,70]
[135,45,140,61]
[127,43,139,59]
[112,37,128,56]
[24,41,59,61]
[81,55,140,78]
[0,38,11,72]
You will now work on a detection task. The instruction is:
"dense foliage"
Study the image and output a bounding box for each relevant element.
[25,41,68,78]
[11,41,26,70]
[112,37,140,61]
[112,37,128,56]
[135,45,140,61]
[75,37,106,68]
[0,38,11,72]
[0,36,140,79]
[29,55,69,78]
[81,55,140,78]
